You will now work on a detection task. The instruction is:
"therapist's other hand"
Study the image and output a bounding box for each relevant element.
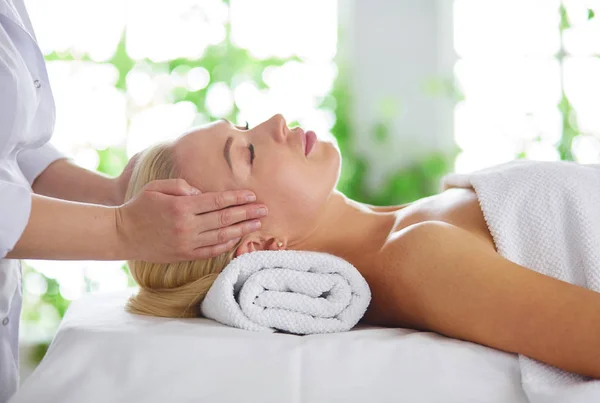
[113,152,141,205]
[116,178,267,263]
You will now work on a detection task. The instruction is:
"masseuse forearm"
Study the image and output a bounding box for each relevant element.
[6,194,124,260]
[32,159,121,206]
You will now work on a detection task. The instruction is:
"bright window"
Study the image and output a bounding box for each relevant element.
[453,0,600,173]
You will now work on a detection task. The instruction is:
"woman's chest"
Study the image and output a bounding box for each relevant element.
[395,187,496,251]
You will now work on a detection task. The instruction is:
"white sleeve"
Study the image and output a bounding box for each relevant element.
[0,180,31,258]
[17,143,64,185]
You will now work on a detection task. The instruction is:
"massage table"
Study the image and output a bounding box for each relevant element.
[11,290,528,403]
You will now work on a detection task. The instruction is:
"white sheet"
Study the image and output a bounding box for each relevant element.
[11,291,528,403]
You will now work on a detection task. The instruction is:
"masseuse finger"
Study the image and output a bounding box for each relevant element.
[144,178,200,196]
[196,203,268,231]
[191,238,242,260]
[195,219,262,247]
[190,190,259,214]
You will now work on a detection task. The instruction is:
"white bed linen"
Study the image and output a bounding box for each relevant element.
[11,291,528,403]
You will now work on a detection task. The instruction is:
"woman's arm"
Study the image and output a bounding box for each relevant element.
[368,221,600,378]
[7,193,123,260]
[31,158,124,206]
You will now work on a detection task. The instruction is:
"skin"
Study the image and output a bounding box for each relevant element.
[173,113,600,379]
[30,157,135,206]
[173,114,341,254]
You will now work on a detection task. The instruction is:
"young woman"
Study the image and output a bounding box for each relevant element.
[125,113,600,379]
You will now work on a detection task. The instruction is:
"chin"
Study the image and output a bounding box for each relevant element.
[321,137,340,154]
[328,142,342,172]
[325,146,342,193]
[319,140,340,161]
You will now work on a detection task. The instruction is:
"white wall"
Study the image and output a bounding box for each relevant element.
[338,0,456,188]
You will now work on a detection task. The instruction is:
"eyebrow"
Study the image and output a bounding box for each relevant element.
[220,117,246,130]
[223,136,233,173]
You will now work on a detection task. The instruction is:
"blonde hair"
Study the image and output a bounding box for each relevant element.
[125,142,238,318]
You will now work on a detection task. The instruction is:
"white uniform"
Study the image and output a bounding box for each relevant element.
[0,0,62,401]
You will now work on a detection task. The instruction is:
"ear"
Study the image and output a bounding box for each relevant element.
[265,238,286,251]
[234,235,287,257]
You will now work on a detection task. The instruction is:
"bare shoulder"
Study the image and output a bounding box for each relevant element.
[366,220,528,331]
[375,220,483,278]
[363,220,600,377]
[362,220,479,328]
[389,219,495,261]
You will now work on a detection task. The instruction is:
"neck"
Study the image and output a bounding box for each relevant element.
[289,191,397,263]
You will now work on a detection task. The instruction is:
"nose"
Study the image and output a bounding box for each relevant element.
[267,114,287,143]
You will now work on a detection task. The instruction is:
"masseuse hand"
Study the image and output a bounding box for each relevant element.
[116,178,266,263]
[113,152,141,205]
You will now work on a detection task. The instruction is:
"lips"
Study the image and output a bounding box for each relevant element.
[296,127,317,157]
[304,130,316,156]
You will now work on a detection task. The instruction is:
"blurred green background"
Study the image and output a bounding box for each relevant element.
[19,0,599,374]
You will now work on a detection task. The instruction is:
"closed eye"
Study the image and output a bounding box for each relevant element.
[223,119,253,166]
[248,143,255,165]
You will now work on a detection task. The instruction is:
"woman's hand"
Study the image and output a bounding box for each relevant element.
[116,178,267,263]
[112,152,140,205]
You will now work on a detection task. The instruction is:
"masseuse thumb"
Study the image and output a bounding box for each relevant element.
[144,179,201,197]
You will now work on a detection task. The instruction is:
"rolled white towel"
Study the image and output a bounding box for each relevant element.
[200,250,371,335]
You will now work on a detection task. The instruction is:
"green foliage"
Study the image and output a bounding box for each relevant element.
[556,4,580,161]
[30,342,51,366]
[21,262,71,364]
[40,278,71,318]
[109,33,135,91]
[560,4,571,31]
[97,147,129,177]
[330,69,456,206]
[557,94,577,161]
[121,264,137,287]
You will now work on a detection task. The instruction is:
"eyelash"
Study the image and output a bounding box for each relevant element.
[248,144,255,165]
[244,122,254,165]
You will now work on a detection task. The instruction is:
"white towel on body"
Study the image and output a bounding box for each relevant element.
[200,250,371,335]
[442,159,600,403]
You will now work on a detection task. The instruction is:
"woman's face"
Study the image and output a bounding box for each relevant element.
[172,114,341,249]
